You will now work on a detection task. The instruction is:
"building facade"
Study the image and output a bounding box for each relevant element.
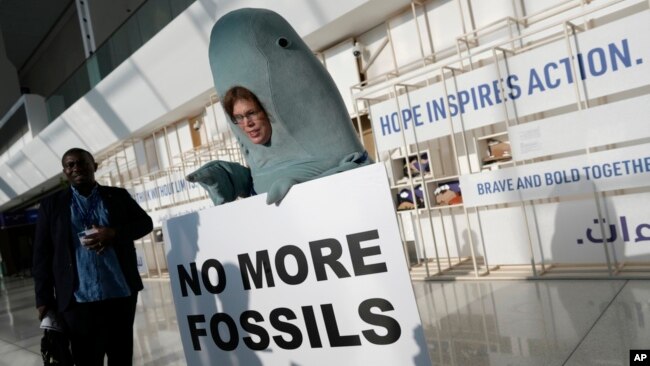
[1,0,649,279]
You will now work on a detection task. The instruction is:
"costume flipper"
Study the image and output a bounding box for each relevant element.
[186,161,252,205]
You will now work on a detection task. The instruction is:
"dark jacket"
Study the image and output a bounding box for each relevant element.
[33,185,153,312]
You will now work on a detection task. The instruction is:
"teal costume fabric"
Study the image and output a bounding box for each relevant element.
[187,8,371,205]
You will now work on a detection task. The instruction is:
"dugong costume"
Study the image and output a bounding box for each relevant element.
[187,8,371,205]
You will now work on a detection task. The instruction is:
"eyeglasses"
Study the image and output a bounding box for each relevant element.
[233,109,262,124]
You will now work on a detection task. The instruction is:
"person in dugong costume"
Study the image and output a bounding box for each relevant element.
[186,8,371,205]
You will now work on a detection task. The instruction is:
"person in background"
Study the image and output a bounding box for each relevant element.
[33,147,153,366]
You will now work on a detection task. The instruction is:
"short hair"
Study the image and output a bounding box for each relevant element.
[222,86,266,121]
[61,148,95,166]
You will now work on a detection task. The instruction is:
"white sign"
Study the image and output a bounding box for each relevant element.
[509,94,650,161]
[163,164,428,366]
[460,142,650,207]
[476,191,650,265]
[535,191,650,264]
[369,10,650,152]
[131,169,205,209]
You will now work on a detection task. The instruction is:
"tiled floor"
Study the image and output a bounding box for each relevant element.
[1,276,648,365]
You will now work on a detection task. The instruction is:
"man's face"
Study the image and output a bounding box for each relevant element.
[233,99,272,145]
[62,152,97,187]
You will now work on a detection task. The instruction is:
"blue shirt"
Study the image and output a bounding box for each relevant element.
[70,185,131,302]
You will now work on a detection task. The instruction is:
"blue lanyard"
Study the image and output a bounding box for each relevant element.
[72,189,100,229]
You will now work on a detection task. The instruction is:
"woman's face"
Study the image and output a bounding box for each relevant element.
[232,99,272,145]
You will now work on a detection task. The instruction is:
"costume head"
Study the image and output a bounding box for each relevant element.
[208,8,370,196]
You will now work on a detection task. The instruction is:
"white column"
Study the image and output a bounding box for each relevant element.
[75,0,97,57]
